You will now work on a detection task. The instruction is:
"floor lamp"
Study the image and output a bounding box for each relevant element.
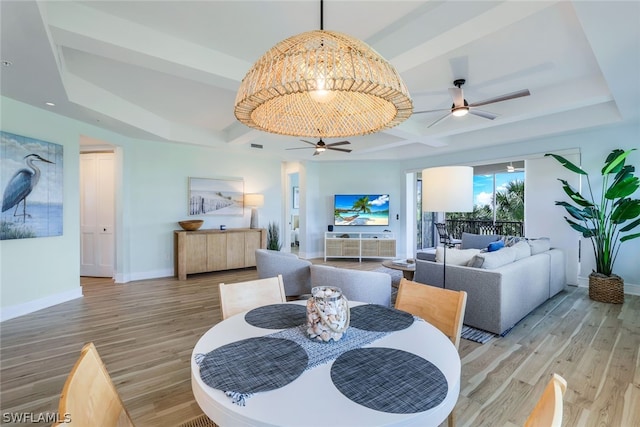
[422,166,473,288]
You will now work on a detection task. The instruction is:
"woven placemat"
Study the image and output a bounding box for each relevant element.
[198,337,307,394]
[349,304,414,332]
[245,304,307,329]
[330,347,447,413]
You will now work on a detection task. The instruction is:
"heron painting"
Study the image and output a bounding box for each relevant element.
[1,131,63,240]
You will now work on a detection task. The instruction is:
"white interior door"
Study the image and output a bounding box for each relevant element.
[80,152,115,277]
[525,152,581,285]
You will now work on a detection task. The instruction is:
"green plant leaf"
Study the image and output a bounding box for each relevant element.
[558,179,593,207]
[602,149,634,175]
[555,201,588,220]
[611,199,640,223]
[545,154,587,175]
[621,232,640,242]
[620,217,640,232]
[605,175,640,199]
[565,217,594,237]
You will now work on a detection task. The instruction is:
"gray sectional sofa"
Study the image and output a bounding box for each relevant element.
[414,233,566,335]
[255,249,392,306]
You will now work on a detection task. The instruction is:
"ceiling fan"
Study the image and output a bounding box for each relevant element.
[286,139,352,156]
[414,79,530,128]
[507,161,525,173]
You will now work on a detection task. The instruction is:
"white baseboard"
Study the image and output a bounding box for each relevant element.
[577,276,640,296]
[1,288,83,322]
[116,268,174,283]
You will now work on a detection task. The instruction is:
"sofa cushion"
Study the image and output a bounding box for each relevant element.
[487,240,505,252]
[528,237,551,255]
[435,247,481,265]
[461,233,502,249]
[416,248,436,262]
[476,246,517,269]
[512,240,532,260]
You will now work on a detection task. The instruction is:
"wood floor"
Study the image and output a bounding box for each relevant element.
[1,259,638,427]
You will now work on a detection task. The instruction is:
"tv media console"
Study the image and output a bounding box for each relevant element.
[324,231,396,261]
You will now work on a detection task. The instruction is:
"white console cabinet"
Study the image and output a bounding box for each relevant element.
[324,232,396,261]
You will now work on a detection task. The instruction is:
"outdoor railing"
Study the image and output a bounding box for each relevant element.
[446,219,524,238]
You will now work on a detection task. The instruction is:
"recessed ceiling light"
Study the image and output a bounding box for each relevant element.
[45,102,55,107]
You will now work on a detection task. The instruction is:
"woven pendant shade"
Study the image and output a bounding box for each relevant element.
[234,30,413,138]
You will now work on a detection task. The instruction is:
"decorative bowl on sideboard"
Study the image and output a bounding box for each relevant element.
[178,220,204,231]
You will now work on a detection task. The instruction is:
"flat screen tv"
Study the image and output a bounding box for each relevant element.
[334,194,390,226]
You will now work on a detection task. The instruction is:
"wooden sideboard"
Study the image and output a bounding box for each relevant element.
[174,228,267,280]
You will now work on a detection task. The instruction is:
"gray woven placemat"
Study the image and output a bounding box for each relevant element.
[244,304,307,329]
[349,304,414,332]
[198,337,307,395]
[330,347,448,413]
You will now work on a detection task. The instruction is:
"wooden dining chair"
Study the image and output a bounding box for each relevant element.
[395,278,467,349]
[524,373,567,427]
[395,278,467,427]
[219,274,286,319]
[53,342,217,427]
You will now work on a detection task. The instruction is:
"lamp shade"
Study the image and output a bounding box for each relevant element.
[244,193,264,207]
[234,30,413,138]
[422,166,473,213]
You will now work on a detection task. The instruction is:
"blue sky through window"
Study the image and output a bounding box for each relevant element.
[474,172,524,207]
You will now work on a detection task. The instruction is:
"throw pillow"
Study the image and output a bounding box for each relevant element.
[477,246,517,269]
[487,240,505,252]
[502,235,527,247]
[528,237,551,255]
[467,255,484,268]
[512,240,531,260]
[461,232,501,250]
[435,247,481,265]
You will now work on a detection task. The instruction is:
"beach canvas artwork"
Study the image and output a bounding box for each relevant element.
[188,177,244,216]
[334,194,390,226]
[1,131,64,240]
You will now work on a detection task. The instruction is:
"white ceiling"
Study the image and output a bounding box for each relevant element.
[1,1,638,161]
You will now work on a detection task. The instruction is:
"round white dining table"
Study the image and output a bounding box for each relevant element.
[191,301,461,427]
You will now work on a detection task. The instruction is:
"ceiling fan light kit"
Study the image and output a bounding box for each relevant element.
[234,0,413,139]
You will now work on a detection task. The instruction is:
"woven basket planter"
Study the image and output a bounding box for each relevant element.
[589,272,624,304]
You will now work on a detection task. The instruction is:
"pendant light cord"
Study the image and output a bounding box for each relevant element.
[320,0,324,30]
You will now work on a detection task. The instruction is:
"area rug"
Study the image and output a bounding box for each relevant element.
[461,326,496,344]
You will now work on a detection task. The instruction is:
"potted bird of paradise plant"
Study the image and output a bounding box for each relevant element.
[545,149,640,303]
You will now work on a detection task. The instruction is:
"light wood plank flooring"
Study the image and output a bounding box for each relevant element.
[1,259,638,426]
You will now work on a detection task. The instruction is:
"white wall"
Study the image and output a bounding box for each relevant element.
[0,96,285,319]
[304,161,405,258]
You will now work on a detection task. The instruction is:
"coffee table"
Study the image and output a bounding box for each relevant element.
[382,259,415,281]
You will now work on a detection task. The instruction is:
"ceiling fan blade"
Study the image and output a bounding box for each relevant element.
[413,107,451,115]
[313,150,320,156]
[286,147,315,150]
[427,112,452,128]
[469,109,498,120]
[300,139,319,146]
[449,87,464,107]
[326,141,351,147]
[327,147,352,153]
[469,89,530,108]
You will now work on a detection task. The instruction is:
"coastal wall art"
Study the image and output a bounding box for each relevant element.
[1,131,64,240]
[188,177,244,216]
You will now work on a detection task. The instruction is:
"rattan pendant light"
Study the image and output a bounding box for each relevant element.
[234,0,413,138]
